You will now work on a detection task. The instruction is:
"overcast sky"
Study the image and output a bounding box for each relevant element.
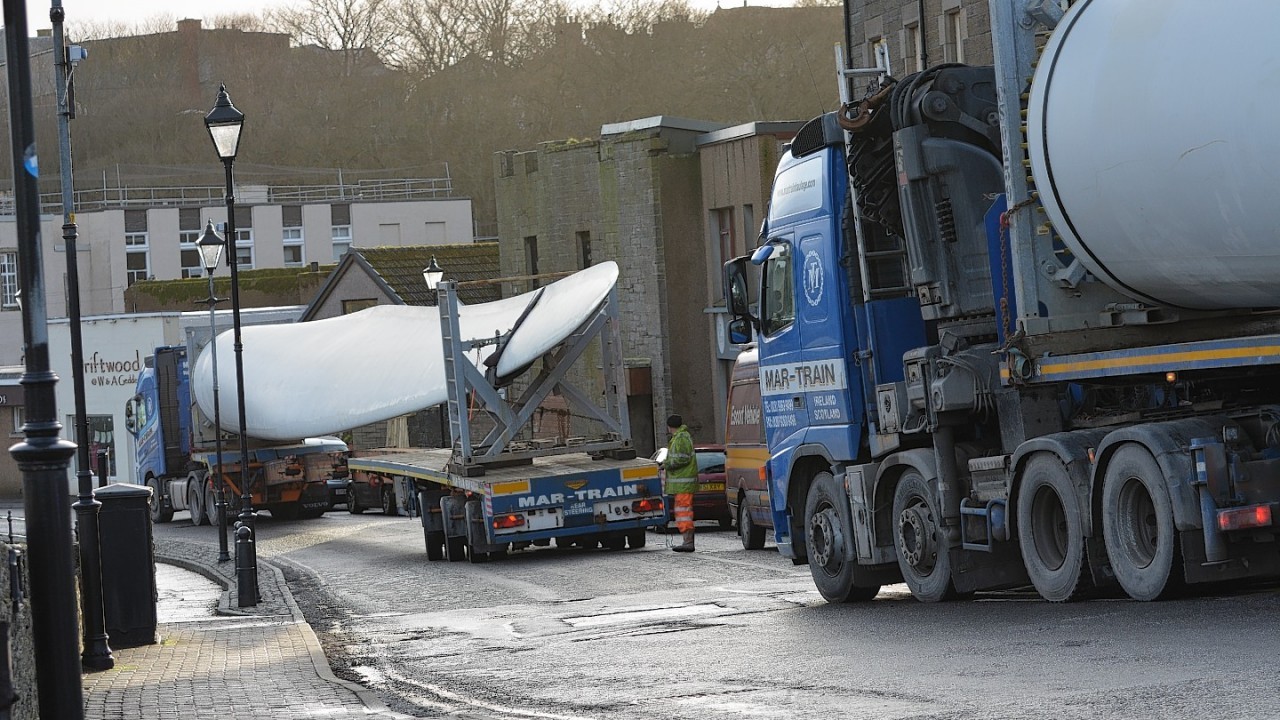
[21,0,795,33]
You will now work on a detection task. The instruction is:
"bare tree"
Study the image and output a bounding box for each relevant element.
[265,0,396,75]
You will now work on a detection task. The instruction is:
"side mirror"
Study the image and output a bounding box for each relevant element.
[123,397,138,435]
[725,257,752,317]
[728,318,752,345]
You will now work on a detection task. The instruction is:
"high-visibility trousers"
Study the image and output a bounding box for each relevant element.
[674,492,695,533]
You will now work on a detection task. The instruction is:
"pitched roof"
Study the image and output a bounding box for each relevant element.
[301,243,502,321]
[358,244,501,306]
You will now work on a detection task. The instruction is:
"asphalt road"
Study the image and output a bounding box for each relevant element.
[155,508,1280,720]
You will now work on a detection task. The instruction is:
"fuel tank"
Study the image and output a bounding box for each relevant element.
[1027,0,1280,310]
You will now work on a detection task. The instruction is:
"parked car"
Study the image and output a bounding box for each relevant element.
[346,469,401,515]
[652,444,732,529]
[724,346,771,550]
[326,476,349,510]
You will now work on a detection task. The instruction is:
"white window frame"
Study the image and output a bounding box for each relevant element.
[331,225,352,261]
[944,9,966,63]
[1,251,18,309]
[282,227,305,267]
[179,228,203,279]
[234,228,255,270]
[904,22,924,73]
[125,232,150,287]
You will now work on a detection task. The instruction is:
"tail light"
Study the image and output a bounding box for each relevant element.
[492,513,526,530]
[632,498,664,513]
[1217,504,1273,532]
[758,466,767,482]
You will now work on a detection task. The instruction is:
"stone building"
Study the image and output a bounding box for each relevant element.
[845,0,994,83]
[494,117,802,454]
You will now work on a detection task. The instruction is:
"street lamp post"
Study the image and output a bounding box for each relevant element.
[49,0,113,672]
[197,222,230,563]
[204,84,257,606]
[3,0,86,714]
[423,257,446,446]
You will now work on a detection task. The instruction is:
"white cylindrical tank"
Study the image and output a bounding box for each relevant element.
[1027,0,1280,310]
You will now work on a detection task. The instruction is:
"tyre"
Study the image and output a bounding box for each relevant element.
[347,485,365,514]
[205,485,219,527]
[188,484,209,527]
[805,472,879,603]
[718,513,734,531]
[445,535,466,561]
[626,529,647,549]
[603,534,627,551]
[381,487,398,516]
[1017,453,1092,602]
[425,529,445,561]
[738,498,766,550]
[1101,444,1182,601]
[892,469,957,602]
[148,477,173,523]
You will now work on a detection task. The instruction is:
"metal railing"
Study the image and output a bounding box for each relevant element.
[0,176,456,215]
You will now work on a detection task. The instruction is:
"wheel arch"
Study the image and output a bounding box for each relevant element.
[1009,429,1109,538]
[871,448,937,551]
[782,444,838,562]
[1093,417,1236,532]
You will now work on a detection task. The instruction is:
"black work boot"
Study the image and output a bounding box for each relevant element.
[672,530,695,552]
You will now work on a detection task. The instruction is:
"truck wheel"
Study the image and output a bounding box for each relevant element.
[425,529,445,561]
[718,514,734,530]
[188,485,209,527]
[148,478,173,523]
[445,535,466,561]
[892,470,957,603]
[806,472,878,603]
[381,487,398,516]
[739,498,766,550]
[1101,444,1182,601]
[1017,454,1091,602]
[603,534,627,551]
[626,530,647,549]
[204,484,220,525]
[347,487,364,514]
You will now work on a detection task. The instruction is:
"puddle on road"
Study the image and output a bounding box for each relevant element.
[352,665,388,686]
[563,603,728,628]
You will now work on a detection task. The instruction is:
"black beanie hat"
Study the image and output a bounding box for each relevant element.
[666,414,683,428]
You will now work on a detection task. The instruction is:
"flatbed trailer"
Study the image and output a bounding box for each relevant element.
[349,448,664,561]
[349,277,665,562]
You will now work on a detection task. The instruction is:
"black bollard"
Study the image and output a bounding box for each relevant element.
[95,449,109,489]
[233,524,258,608]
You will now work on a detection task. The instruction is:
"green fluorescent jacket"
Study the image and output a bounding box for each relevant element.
[664,424,698,494]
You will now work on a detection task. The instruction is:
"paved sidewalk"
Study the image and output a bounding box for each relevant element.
[81,534,419,719]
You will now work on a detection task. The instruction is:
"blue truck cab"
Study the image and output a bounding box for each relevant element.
[126,346,192,487]
[727,113,925,562]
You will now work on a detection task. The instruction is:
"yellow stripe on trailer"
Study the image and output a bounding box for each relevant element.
[622,466,659,480]
[491,480,531,496]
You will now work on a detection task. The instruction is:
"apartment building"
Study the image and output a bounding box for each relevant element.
[0,182,473,366]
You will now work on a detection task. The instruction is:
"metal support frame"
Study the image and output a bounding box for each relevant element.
[437,281,632,470]
[988,0,1131,337]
